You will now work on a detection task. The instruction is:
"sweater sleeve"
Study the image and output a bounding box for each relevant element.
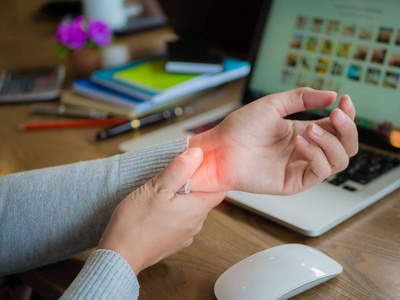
[60,250,140,300]
[0,137,189,276]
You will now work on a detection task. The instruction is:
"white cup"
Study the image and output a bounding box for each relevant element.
[83,0,126,29]
[83,0,144,30]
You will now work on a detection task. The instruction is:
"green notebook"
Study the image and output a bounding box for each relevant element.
[113,59,200,93]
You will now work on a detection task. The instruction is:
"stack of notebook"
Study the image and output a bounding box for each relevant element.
[62,56,251,119]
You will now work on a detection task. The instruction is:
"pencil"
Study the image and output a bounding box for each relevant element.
[19,117,129,131]
[31,103,110,119]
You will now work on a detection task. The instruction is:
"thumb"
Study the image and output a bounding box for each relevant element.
[267,87,337,117]
[151,147,204,193]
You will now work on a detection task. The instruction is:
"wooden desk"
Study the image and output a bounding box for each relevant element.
[1,2,400,299]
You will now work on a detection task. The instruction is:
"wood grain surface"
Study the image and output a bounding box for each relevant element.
[2,1,400,299]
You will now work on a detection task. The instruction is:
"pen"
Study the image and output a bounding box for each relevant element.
[96,107,183,140]
[19,117,129,131]
[31,103,109,119]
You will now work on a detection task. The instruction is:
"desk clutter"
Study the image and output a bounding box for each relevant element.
[0,66,65,104]
[67,38,248,115]
[10,50,250,140]
[69,56,250,114]
[3,14,250,139]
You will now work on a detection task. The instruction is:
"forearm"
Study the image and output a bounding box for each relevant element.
[61,250,139,300]
[0,137,189,275]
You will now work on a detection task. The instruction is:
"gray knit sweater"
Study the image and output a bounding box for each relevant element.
[0,137,189,299]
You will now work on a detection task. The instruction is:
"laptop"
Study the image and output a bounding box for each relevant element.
[157,0,264,58]
[120,0,400,236]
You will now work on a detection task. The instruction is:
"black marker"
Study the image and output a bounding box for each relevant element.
[96,107,183,140]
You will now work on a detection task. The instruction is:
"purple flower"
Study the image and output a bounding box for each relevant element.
[55,21,87,50]
[88,20,112,48]
[72,16,87,27]
[55,16,113,54]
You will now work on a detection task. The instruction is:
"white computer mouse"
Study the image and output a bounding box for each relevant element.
[214,244,343,300]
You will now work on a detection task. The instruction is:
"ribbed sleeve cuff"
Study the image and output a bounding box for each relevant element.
[118,137,190,199]
[61,250,139,300]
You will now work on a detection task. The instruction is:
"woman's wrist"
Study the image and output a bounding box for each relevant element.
[188,131,222,192]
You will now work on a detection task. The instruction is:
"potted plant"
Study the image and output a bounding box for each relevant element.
[55,16,113,78]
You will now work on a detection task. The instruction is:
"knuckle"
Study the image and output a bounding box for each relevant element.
[172,155,190,172]
[338,156,350,171]
[131,184,150,202]
[296,86,311,95]
[146,178,173,197]
[292,88,306,106]
[329,151,349,172]
[186,216,206,236]
[320,163,332,179]
[312,153,331,178]
[349,144,359,157]
[192,222,204,236]
[183,238,194,248]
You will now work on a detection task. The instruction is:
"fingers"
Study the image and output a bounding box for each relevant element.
[306,124,349,172]
[150,147,204,194]
[294,135,332,188]
[329,108,359,157]
[266,87,337,117]
[314,95,358,157]
[338,94,356,120]
[335,94,358,156]
[294,120,355,188]
[157,191,226,261]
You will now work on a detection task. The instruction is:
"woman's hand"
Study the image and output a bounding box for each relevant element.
[189,87,358,195]
[97,147,226,274]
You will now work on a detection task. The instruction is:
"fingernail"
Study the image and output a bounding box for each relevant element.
[337,109,346,124]
[312,124,324,136]
[183,147,203,158]
[296,135,309,145]
[344,95,353,110]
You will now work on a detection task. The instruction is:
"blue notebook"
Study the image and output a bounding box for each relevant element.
[73,79,153,113]
[91,57,251,103]
[91,57,159,101]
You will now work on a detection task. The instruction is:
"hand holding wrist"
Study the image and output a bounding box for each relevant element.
[97,147,225,274]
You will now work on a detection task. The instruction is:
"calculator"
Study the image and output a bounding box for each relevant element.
[0,65,65,104]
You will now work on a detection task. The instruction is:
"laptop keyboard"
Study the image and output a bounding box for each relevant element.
[187,119,400,193]
[327,148,400,191]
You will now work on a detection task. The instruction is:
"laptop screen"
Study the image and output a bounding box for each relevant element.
[245,0,400,130]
